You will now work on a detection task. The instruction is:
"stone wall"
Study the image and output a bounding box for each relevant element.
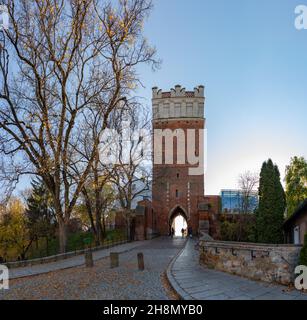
[199,240,302,285]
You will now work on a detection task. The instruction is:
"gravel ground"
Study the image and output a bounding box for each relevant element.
[0,237,186,300]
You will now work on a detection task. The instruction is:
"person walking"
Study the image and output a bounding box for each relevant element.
[181,228,185,238]
[171,227,175,238]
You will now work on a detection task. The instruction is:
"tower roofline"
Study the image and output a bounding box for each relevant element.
[152,85,205,99]
[152,85,205,120]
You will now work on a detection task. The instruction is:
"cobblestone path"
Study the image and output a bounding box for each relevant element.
[8,240,147,279]
[0,237,186,300]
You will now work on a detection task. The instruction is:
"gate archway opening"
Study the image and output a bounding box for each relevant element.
[169,206,188,237]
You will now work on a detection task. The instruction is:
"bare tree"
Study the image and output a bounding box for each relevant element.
[110,104,151,239]
[72,101,151,243]
[237,171,259,241]
[238,171,259,215]
[0,0,158,252]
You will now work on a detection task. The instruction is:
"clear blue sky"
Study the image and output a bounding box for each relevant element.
[138,0,307,195]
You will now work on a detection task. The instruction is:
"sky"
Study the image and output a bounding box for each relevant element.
[137,0,307,195]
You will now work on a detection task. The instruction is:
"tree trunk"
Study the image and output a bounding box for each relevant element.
[95,212,104,245]
[46,236,49,256]
[58,219,67,253]
[102,214,106,236]
[20,239,33,261]
[94,191,104,245]
[83,188,97,239]
[94,192,103,245]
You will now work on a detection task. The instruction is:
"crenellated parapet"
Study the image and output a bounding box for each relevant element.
[152,85,205,120]
[152,85,204,99]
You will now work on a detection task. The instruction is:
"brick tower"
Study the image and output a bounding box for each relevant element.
[152,85,205,236]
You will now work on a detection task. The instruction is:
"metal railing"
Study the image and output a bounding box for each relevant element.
[4,236,129,269]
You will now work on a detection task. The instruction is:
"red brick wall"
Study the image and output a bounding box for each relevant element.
[134,215,146,241]
[152,119,205,235]
[204,195,221,215]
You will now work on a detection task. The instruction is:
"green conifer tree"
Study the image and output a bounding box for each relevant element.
[26,178,56,254]
[255,159,286,243]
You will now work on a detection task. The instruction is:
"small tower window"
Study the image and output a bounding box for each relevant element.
[176,189,179,198]
[177,173,179,178]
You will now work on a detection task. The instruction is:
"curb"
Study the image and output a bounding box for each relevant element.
[165,239,195,300]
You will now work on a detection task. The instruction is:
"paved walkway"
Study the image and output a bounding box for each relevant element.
[168,239,307,300]
[8,240,148,279]
[0,237,186,300]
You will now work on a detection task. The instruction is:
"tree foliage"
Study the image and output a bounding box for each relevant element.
[220,215,255,242]
[255,159,286,244]
[0,198,32,260]
[285,156,307,217]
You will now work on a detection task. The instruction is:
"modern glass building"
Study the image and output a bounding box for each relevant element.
[220,189,258,214]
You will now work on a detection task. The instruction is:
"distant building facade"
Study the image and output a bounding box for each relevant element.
[221,189,258,214]
[130,179,152,210]
[284,199,307,245]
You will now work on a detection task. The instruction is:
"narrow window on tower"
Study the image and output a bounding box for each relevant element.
[187,103,193,117]
[176,189,179,198]
[175,103,181,117]
[177,173,179,178]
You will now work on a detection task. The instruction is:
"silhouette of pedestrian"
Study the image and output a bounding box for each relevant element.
[171,227,175,238]
[181,228,185,238]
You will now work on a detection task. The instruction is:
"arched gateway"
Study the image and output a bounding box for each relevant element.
[169,206,188,236]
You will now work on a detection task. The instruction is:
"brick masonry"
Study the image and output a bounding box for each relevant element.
[199,240,302,285]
